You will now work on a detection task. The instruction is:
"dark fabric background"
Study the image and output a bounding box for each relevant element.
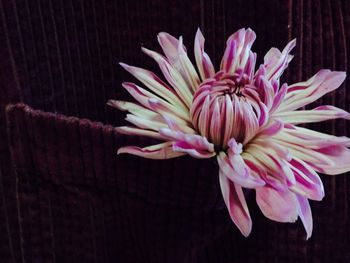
[1,0,350,262]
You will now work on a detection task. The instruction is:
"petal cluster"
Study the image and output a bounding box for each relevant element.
[110,28,350,239]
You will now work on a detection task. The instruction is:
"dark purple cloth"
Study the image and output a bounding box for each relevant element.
[1,0,350,262]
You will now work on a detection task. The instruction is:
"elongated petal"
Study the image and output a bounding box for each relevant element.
[219,171,252,237]
[274,105,350,124]
[264,39,296,80]
[222,95,234,146]
[270,83,287,113]
[197,96,211,138]
[120,62,187,110]
[107,100,163,121]
[159,128,215,159]
[194,28,215,80]
[258,119,284,137]
[217,151,265,188]
[296,195,313,240]
[116,126,165,140]
[118,142,186,159]
[172,141,215,158]
[209,98,222,146]
[288,158,324,200]
[148,98,192,127]
[122,82,190,121]
[125,114,167,131]
[256,176,299,222]
[278,70,346,112]
[278,125,350,149]
[158,32,185,69]
[309,144,350,175]
[142,47,193,107]
[273,126,350,174]
[221,28,256,74]
[178,37,201,91]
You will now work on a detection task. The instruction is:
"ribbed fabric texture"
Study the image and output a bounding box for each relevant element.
[1,0,350,262]
[6,104,231,263]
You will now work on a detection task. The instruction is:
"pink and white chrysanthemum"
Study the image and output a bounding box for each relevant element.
[109,28,350,238]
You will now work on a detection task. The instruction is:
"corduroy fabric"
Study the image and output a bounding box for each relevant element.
[6,103,233,263]
[1,0,350,262]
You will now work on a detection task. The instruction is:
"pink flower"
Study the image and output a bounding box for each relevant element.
[109,28,350,239]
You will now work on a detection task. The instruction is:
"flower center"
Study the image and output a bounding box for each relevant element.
[190,72,260,150]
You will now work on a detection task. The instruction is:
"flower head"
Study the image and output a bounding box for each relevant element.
[109,28,350,238]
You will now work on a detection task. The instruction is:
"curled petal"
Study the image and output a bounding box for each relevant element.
[258,102,269,126]
[264,39,296,80]
[270,83,287,114]
[194,28,215,80]
[221,28,256,74]
[159,127,215,158]
[289,158,324,201]
[244,52,257,79]
[173,141,215,158]
[219,171,252,237]
[217,151,265,189]
[258,119,284,137]
[296,195,313,240]
[158,32,185,69]
[118,142,185,159]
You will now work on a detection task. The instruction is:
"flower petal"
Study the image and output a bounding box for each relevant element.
[269,83,287,114]
[122,82,190,121]
[194,28,215,80]
[274,105,350,124]
[258,119,284,137]
[125,114,167,131]
[107,100,163,121]
[159,127,215,158]
[148,98,193,128]
[141,47,193,107]
[117,142,186,159]
[219,171,252,237]
[289,158,324,201]
[296,194,313,240]
[264,39,296,80]
[217,151,265,189]
[256,176,299,222]
[273,126,350,174]
[278,70,346,112]
[177,37,201,91]
[172,141,215,158]
[221,28,256,74]
[158,32,185,69]
[116,126,165,140]
[309,144,350,175]
[120,62,187,110]
[209,98,222,146]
